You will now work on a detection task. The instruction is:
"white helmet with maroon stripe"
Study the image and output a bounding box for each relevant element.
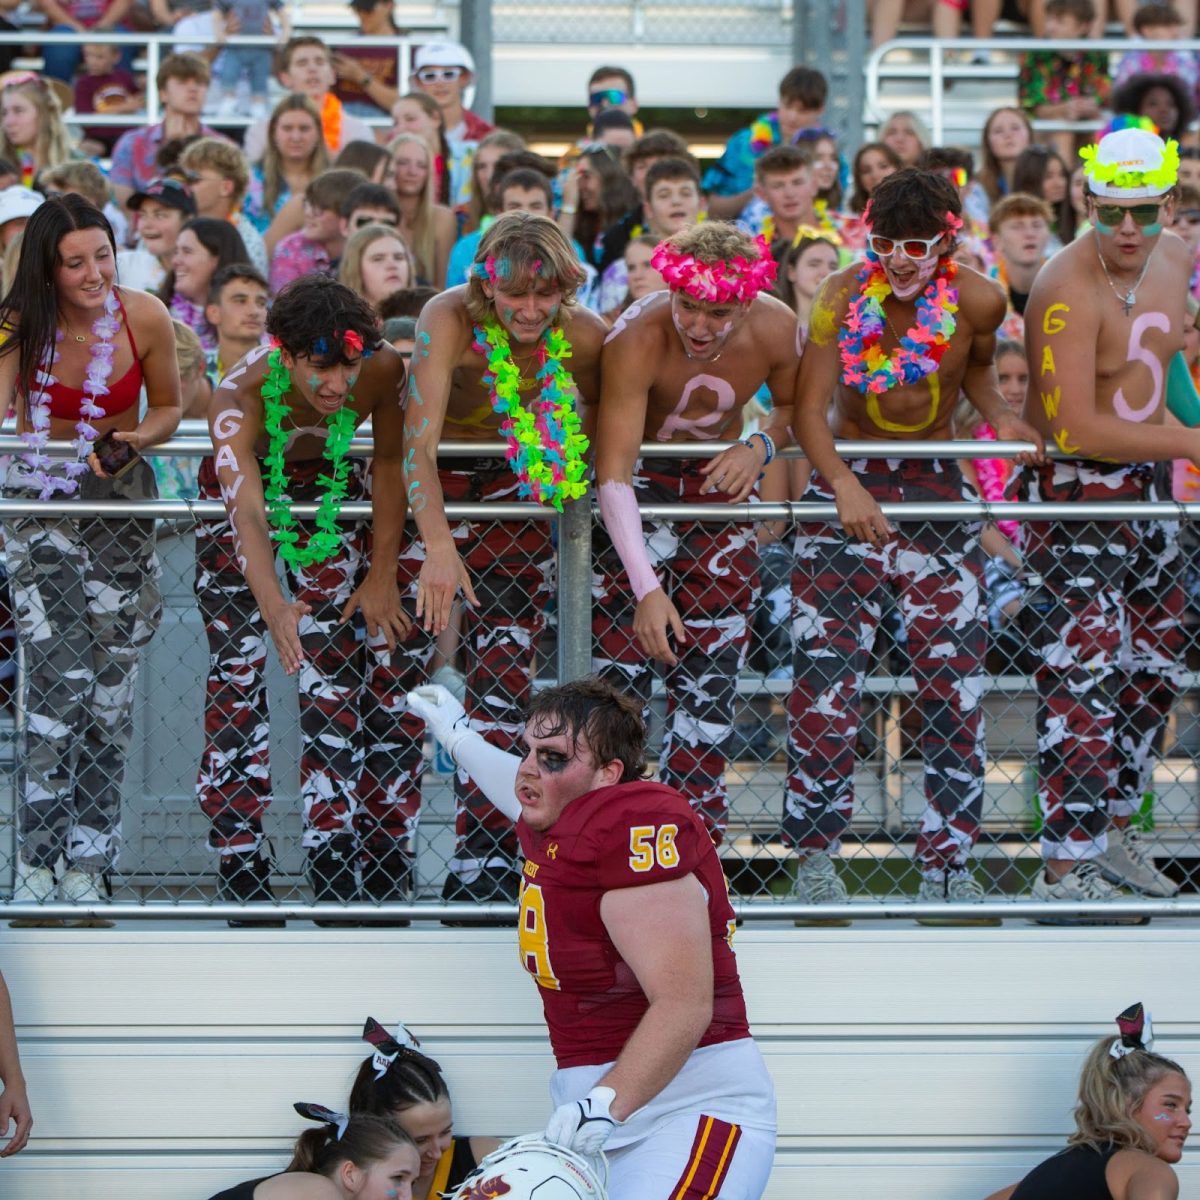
[441,1137,607,1200]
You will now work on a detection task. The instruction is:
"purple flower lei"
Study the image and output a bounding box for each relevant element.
[21,288,121,499]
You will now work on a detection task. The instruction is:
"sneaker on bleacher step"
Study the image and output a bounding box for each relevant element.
[309,835,362,927]
[1030,861,1148,925]
[218,848,285,929]
[60,866,114,928]
[359,844,413,928]
[792,850,851,927]
[1098,827,1178,897]
[915,869,1000,927]
[8,860,62,928]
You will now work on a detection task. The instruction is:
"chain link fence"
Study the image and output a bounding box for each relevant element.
[2,437,1199,922]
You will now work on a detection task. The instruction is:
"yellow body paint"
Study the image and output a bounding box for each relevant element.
[1041,346,1056,375]
[1041,386,1061,420]
[867,371,941,433]
[1043,303,1070,335]
[809,296,837,347]
[1053,427,1080,454]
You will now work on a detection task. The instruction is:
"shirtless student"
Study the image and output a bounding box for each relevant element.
[784,168,1044,916]
[199,275,409,917]
[391,212,606,913]
[1020,126,1191,911]
[595,221,802,840]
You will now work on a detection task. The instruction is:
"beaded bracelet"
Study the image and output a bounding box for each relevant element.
[741,430,776,465]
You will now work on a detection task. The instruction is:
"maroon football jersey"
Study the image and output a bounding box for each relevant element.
[517,780,751,1069]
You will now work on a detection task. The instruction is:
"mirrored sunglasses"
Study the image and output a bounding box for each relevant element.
[589,88,628,108]
[1093,202,1164,228]
[867,231,944,260]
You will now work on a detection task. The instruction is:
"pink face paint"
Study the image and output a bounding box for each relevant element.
[656,374,737,441]
[1113,310,1170,422]
[885,254,939,300]
[598,480,661,600]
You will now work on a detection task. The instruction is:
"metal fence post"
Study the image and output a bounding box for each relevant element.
[459,0,494,122]
[555,498,592,683]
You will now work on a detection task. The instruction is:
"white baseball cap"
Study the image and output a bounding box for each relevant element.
[1086,127,1178,199]
[413,40,475,73]
[0,185,43,228]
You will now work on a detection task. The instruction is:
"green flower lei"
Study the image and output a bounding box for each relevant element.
[471,319,589,511]
[261,346,359,568]
[1079,137,1180,193]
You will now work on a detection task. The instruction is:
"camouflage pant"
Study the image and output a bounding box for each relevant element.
[4,459,162,871]
[193,454,367,854]
[592,457,760,842]
[358,460,553,870]
[786,458,986,872]
[1015,461,1184,862]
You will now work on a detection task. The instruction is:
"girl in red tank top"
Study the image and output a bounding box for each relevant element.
[0,195,180,922]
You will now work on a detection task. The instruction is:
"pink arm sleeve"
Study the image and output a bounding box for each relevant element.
[598,480,661,601]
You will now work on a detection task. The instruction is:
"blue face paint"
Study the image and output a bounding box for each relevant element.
[307,375,321,391]
[1143,222,1163,236]
[1154,1114,1173,1122]
[1095,220,1115,235]
[503,307,514,322]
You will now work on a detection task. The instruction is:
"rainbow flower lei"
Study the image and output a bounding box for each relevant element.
[838,255,959,394]
[471,320,589,511]
[21,288,121,499]
[261,346,358,568]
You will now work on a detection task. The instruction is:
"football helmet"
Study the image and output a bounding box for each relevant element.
[442,1136,608,1200]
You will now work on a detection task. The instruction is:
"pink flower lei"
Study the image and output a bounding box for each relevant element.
[21,288,121,499]
[650,235,779,305]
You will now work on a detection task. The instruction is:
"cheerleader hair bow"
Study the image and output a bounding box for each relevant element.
[362,1015,431,1080]
[295,1101,350,1140]
[1111,1002,1155,1059]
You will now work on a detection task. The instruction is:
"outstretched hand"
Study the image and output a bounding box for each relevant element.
[405,684,472,759]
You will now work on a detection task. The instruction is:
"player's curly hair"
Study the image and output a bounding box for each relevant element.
[524,677,647,782]
[266,276,382,365]
[867,167,962,243]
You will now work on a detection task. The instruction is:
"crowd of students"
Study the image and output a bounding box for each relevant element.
[0,1,1195,928]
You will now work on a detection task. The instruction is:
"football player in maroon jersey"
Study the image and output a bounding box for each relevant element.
[406,677,776,1200]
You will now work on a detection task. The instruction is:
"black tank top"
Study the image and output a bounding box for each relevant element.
[1011,1143,1119,1200]
[205,1175,278,1200]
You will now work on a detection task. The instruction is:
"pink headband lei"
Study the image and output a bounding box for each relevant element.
[651,234,779,304]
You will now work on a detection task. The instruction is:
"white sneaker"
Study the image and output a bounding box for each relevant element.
[916,870,1000,926]
[1030,861,1146,925]
[9,861,61,927]
[60,868,114,928]
[1098,827,1178,897]
[793,850,850,926]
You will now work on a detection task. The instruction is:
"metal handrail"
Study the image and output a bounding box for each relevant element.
[6,897,1200,919]
[0,29,436,128]
[865,35,1200,143]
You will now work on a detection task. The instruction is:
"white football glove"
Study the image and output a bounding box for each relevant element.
[405,684,472,762]
[544,1086,619,1155]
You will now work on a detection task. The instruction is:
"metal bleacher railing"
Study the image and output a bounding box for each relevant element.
[865,35,1200,145]
[0,28,441,133]
[3,431,1200,923]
